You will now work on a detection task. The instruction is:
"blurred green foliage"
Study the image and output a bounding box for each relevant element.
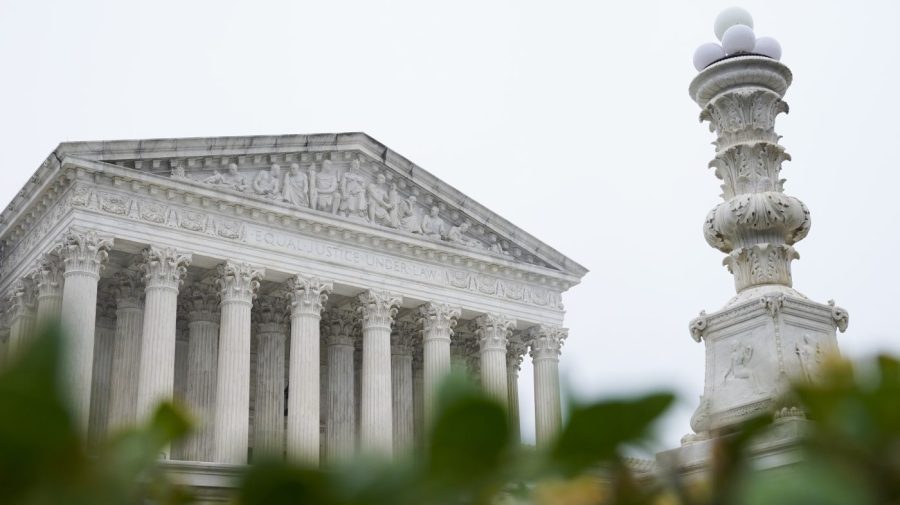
[2,326,900,505]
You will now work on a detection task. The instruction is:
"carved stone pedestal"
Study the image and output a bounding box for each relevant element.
[686,291,846,435]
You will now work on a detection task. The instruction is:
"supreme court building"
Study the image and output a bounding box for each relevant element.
[0,133,586,491]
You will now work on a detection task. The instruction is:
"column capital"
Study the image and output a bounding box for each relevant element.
[357,290,402,331]
[111,268,144,309]
[507,335,528,372]
[475,313,516,351]
[527,324,568,360]
[180,282,220,323]
[7,278,36,321]
[254,294,288,333]
[141,246,191,290]
[417,302,461,338]
[32,253,64,299]
[217,261,263,304]
[322,308,358,346]
[58,229,113,276]
[288,274,333,316]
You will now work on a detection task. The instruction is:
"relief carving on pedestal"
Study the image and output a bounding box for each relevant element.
[723,342,762,394]
[794,334,822,383]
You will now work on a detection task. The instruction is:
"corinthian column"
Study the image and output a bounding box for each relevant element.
[253,295,289,460]
[107,269,144,431]
[59,229,112,433]
[322,309,356,465]
[286,275,332,466]
[391,321,416,456]
[214,261,263,464]
[416,302,460,432]
[475,314,516,407]
[506,336,527,442]
[528,325,567,446]
[135,247,191,441]
[6,278,36,356]
[34,253,64,325]
[88,291,116,446]
[358,290,401,458]
[180,282,219,462]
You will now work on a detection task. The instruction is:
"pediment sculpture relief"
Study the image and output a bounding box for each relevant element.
[173,156,515,259]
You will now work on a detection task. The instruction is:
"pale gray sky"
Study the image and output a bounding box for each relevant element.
[2,0,898,449]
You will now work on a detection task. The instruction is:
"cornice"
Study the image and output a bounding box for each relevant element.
[0,132,587,280]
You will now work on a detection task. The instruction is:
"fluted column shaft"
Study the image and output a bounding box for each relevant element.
[412,359,424,450]
[475,314,516,408]
[107,271,144,431]
[136,247,191,445]
[254,321,287,459]
[214,261,263,464]
[325,334,355,463]
[59,230,111,434]
[34,255,64,325]
[286,275,332,466]
[507,368,520,440]
[507,339,526,443]
[88,309,116,446]
[323,310,355,464]
[358,290,401,457]
[7,281,36,357]
[391,345,414,456]
[182,316,218,461]
[417,303,460,432]
[529,325,567,447]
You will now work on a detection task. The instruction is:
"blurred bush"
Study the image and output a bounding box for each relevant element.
[2,326,898,505]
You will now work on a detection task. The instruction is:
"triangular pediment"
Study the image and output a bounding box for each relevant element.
[41,133,587,280]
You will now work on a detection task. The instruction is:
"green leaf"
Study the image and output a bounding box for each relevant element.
[550,392,674,476]
[426,371,512,498]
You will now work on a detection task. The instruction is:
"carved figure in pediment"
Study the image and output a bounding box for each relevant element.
[388,184,403,228]
[398,195,423,234]
[421,206,445,239]
[170,165,186,179]
[204,163,248,192]
[310,161,341,214]
[487,235,509,255]
[339,159,368,220]
[253,164,282,198]
[447,222,484,249]
[282,163,310,208]
[366,174,396,227]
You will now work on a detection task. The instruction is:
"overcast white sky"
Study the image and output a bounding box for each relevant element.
[2,0,899,451]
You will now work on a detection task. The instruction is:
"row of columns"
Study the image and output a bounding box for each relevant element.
[0,227,568,465]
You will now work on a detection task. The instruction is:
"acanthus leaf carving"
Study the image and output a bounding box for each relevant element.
[140,246,191,290]
[287,274,332,317]
[527,324,567,359]
[216,261,263,304]
[475,313,516,351]
[417,302,461,337]
[357,290,402,330]
[58,229,113,276]
[111,268,144,309]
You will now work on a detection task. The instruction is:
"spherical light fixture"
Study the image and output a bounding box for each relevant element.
[714,6,754,40]
[693,43,726,71]
[754,36,782,60]
[721,24,756,54]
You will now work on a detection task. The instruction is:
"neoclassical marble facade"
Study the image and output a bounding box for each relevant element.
[0,133,586,490]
